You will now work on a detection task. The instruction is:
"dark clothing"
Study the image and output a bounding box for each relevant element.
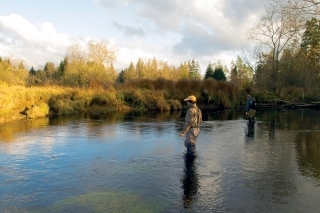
[246,97,256,124]
[246,97,254,113]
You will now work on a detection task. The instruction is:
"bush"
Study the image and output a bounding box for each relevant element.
[27,103,50,118]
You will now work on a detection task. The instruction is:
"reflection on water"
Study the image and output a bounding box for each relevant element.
[182,154,199,210]
[245,124,255,137]
[295,131,320,186]
[34,191,163,213]
[1,109,320,212]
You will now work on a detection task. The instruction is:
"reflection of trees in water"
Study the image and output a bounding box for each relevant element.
[123,110,182,122]
[0,118,49,142]
[259,108,320,131]
[258,109,320,141]
[295,132,320,185]
[202,109,243,121]
[182,154,200,210]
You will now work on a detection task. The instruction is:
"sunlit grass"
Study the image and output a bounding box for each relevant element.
[0,82,124,122]
[0,78,247,123]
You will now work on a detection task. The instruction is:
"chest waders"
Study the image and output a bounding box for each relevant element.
[186,107,201,157]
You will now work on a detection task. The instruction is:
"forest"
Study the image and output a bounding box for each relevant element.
[1,0,320,122]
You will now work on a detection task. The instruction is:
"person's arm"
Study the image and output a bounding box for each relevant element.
[199,109,202,124]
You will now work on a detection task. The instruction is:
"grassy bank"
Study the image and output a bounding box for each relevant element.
[0,82,125,123]
[0,79,245,123]
[3,78,320,123]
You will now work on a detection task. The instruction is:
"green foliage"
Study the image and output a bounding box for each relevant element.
[29,66,36,76]
[204,64,215,79]
[213,67,227,81]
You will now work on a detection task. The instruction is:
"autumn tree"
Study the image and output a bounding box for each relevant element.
[230,56,253,88]
[64,40,117,87]
[0,58,28,85]
[188,59,201,79]
[247,4,302,92]
[122,62,136,82]
[44,62,56,83]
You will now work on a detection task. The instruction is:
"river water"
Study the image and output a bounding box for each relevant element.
[0,108,320,212]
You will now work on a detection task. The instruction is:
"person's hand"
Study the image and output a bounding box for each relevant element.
[246,112,248,115]
[179,133,184,137]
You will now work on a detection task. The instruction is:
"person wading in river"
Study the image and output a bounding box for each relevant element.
[179,95,202,157]
[245,94,256,125]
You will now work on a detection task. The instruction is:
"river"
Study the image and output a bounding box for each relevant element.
[0,108,320,212]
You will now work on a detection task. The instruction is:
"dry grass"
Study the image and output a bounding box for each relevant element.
[0,82,122,122]
[0,77,245,122]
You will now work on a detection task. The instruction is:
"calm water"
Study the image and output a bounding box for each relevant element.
[0,109,320,212]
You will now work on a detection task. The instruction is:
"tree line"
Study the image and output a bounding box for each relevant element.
[2,0,320,104]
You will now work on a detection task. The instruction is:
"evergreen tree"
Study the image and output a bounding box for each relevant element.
[136,58,145,78]
[300,17,320,87]
[185,59,201,79]
[58,57,68,78]
[116,70,125,83]
[213,67,227,81]
[29,66,36,76]
[204,64,215,79]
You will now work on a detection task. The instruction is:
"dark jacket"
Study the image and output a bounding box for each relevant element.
[246,97,254,112]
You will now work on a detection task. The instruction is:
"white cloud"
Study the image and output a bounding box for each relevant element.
[0,0,274,74]
[0,13,75,68]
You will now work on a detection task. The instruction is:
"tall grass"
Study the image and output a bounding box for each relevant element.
[0,82,122,122]
[0,78,244,122]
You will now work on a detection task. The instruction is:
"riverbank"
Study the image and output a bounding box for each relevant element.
[1,82,319,124]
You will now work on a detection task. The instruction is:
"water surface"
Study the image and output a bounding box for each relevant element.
[0,109,320,212]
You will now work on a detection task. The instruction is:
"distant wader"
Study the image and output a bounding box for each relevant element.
[181,105,202,157]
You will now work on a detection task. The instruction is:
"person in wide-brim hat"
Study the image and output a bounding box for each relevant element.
[179,95,202,157]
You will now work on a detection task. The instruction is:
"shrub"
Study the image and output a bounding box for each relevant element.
[27,103,50,118]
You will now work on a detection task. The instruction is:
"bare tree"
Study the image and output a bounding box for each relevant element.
[67,43,86,63]
[88,40,116,66]
[274,0,320,17]
[246,4,302,91]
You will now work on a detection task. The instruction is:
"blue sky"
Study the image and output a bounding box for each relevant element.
[0,0,272,75]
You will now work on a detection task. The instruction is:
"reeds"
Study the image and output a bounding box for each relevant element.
[0,77,244,122]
